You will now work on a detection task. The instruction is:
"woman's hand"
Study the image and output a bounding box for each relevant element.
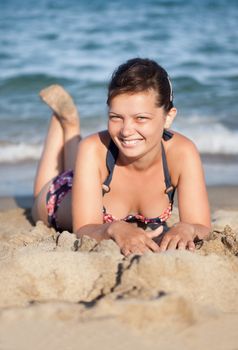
[159,222,196,252]
[108,221,163,256]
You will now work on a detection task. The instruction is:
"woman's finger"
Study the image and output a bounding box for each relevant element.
[131,243,150,255]
[187,240,195,252]
[145,238,160,252]
[177,240,186,250]
[159,235,171,251]
[146,225,163,239]
[167,236,180,250]
[121,247,131,257]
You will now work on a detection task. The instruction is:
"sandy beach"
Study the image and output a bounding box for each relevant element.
[0,185,238,350]
[1,0,238,348]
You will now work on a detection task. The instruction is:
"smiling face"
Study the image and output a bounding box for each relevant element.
[108,89,175,162]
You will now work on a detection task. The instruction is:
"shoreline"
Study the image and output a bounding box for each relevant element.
[0,185,237,212]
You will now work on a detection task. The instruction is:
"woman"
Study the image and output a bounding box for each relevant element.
[32,58,211,256]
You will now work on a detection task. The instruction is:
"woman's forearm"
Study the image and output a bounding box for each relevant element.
[75,220,129,241]
[75,223,112,241]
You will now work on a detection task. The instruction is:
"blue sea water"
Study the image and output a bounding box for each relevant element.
[0,0,238,195]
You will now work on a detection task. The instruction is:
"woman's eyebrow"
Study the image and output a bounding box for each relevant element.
[134,112,153,116]
[109,112,153,116]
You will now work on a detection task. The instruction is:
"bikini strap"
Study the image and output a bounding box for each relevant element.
[102,131,176,202]
[102,140,118,194]
[161,141,175,205]
[162,129,174,141]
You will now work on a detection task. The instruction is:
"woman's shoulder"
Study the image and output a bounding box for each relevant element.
[166,130,199,158]
[165,130,201,185]
[77,130,111,169]
[79,130,110,151]
[75,131,111,182]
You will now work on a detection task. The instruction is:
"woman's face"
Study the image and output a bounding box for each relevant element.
[108,90,169,160]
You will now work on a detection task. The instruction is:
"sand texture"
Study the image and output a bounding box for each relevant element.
[0,199,238,349]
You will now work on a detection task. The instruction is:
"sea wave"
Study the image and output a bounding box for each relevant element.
[175,122,238,155]
[0,122,237,164]
[0,74,73,93]
[0,143,42,163]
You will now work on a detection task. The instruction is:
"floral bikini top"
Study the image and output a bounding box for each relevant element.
[102,130,176,230]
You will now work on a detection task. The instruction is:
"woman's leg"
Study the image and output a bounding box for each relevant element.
[33,114,64,198]
[39,84,81,172]
[32,85,81,228]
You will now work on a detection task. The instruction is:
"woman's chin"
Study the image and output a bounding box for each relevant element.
[118,145,146,160]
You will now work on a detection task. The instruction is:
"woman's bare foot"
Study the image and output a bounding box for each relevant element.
[39,84,79,128]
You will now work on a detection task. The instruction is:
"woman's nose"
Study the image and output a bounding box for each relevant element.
[120,119,134,137]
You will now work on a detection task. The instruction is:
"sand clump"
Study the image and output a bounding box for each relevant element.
[1,208,238,310]
[0,207,238,349]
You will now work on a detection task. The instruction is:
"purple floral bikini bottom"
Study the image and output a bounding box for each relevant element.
[46,169,73,231]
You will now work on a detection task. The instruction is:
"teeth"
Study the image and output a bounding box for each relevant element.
[122,139,141,145]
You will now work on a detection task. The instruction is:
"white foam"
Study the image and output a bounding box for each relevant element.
[0,143,42,163]
[0,122,237,164]
[174,121,238,154]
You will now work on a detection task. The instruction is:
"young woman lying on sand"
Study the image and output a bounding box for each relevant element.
[32,58,211,256]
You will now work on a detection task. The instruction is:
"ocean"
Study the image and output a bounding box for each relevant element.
[1,0,238,195]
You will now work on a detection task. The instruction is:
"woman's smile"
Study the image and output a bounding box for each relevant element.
[119,137,144,148]
[108,91,167,159]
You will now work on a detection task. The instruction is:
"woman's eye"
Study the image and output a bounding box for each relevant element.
[137,116,147,121]
[109,115,121,120]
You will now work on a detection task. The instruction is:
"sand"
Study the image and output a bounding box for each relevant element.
[0,186,238,350]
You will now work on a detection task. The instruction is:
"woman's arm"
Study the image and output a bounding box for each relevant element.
[76,220,162,255]
[159,137,211,251]
[72,134,105,232]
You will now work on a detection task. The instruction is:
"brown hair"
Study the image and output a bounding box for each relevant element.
[107,58,174,112]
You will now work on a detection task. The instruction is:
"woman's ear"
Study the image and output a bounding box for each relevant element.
[164,107,177,129]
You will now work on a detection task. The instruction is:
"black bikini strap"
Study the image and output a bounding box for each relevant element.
[162,129,174,141]
[161,142,175,204]
[102,140,118,194]
[103,131,176,202]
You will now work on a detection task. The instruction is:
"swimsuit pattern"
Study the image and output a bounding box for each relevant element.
[103,202,172,224]
[46,169,73,230]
